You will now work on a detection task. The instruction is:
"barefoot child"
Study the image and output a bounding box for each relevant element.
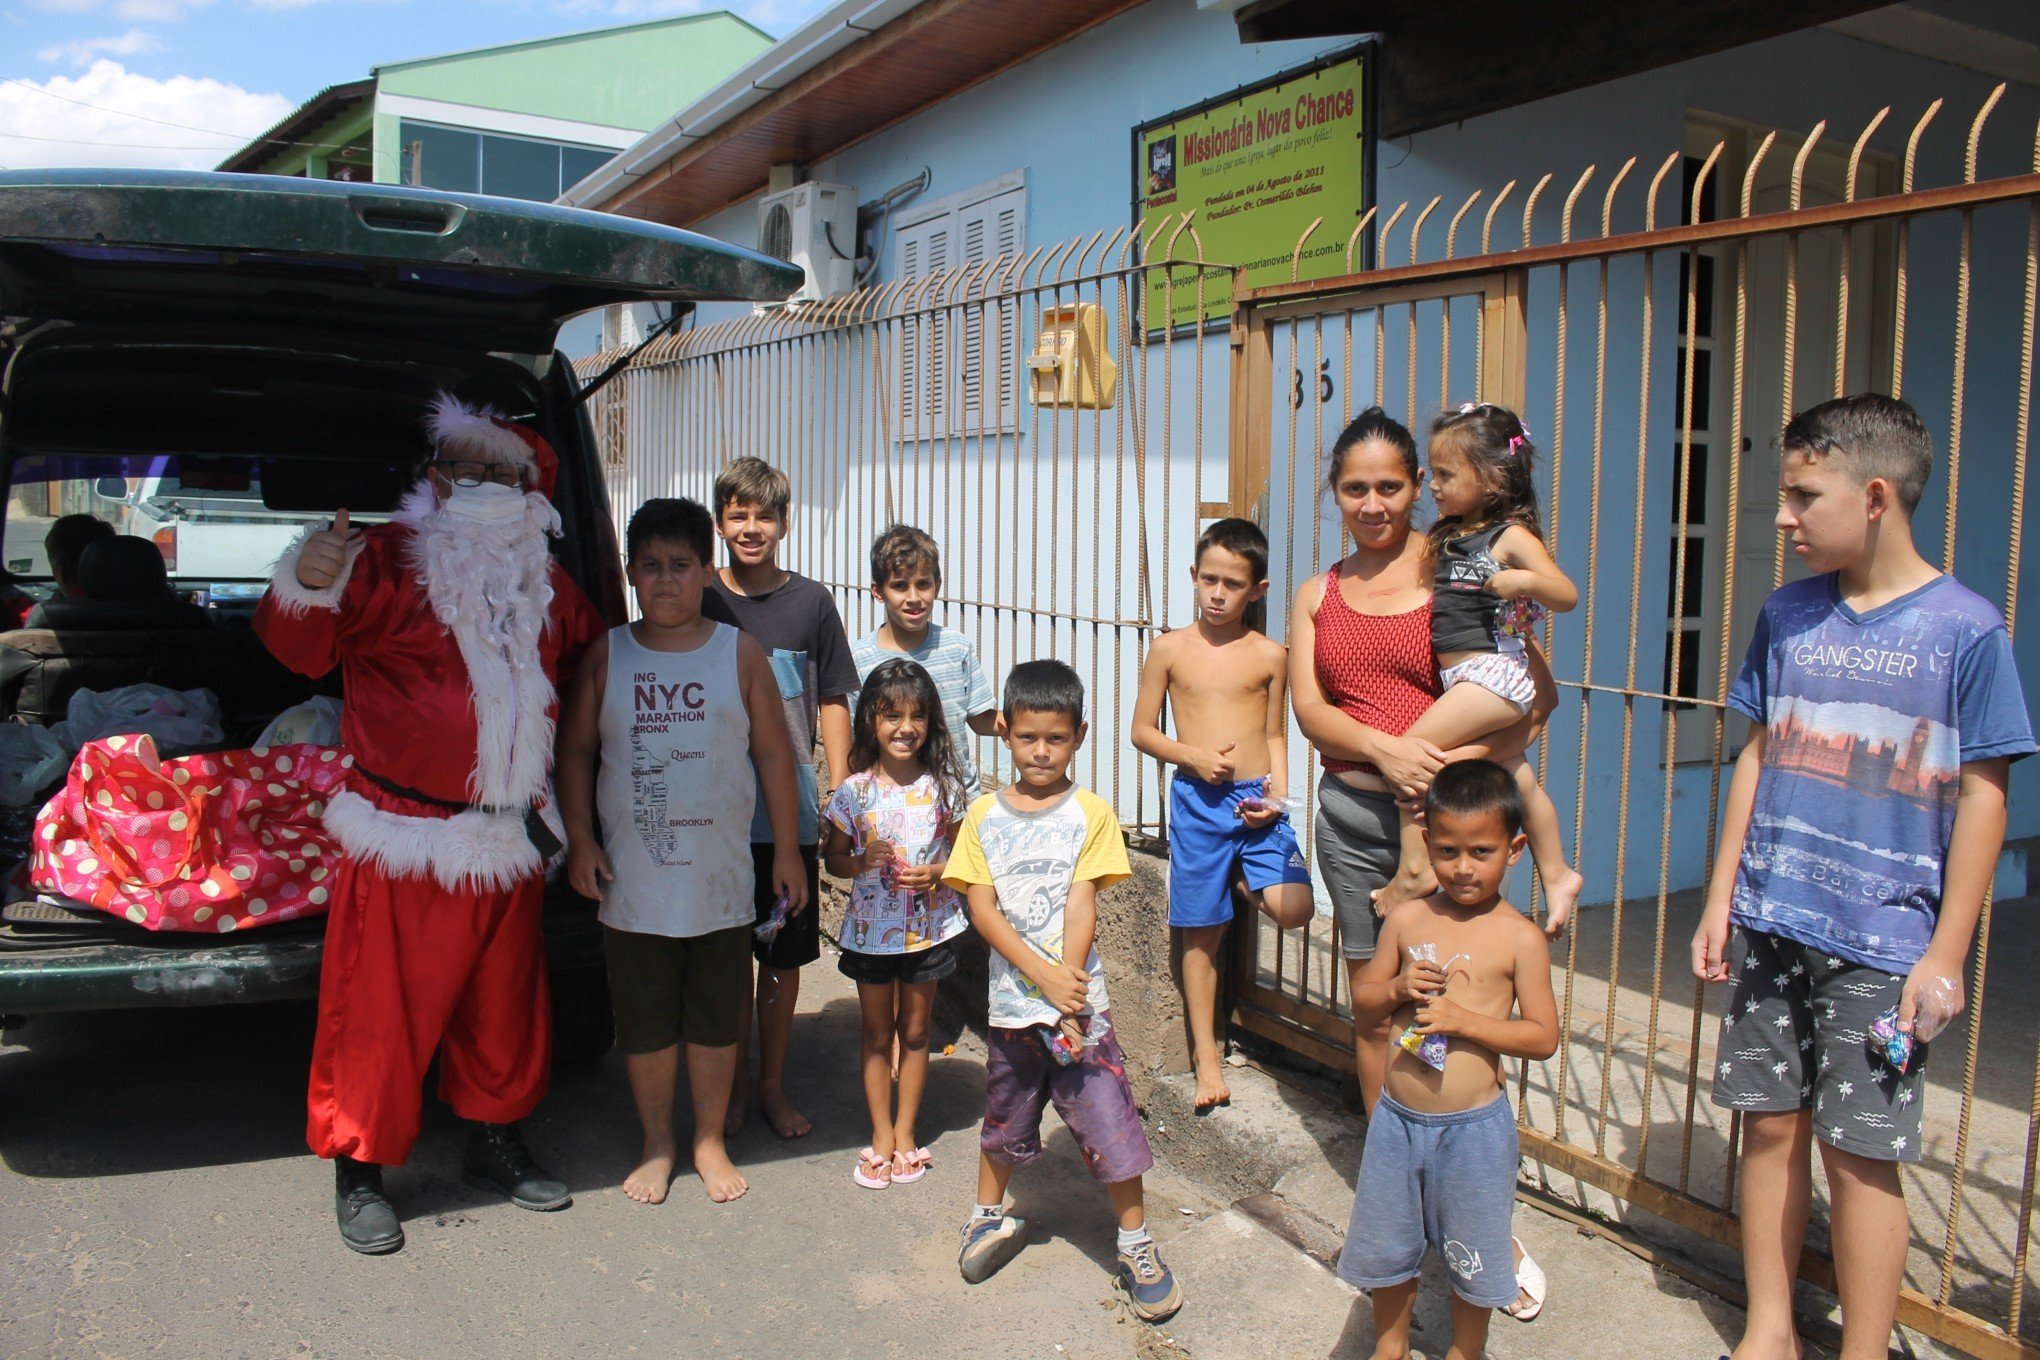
[1373,403,1585,933]
[822,658,973,1189]
[945,661,1184,1323]
[1341,760,1560,1360]
[557,498,808,1205]
[704,456,858,1139]
[1131,517,1313,1110]
[1693,395,2030,1360]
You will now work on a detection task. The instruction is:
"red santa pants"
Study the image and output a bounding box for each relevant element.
[306,855,550,1165]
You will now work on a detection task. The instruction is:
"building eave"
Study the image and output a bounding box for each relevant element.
[215,78,375,174]
[561,0,1152,226]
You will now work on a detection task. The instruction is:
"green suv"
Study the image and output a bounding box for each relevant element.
[0,169,799,1057]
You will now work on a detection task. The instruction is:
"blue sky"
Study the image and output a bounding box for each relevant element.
[0,0,834,172]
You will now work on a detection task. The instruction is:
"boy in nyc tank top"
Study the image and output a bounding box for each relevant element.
[557,498,806,1207]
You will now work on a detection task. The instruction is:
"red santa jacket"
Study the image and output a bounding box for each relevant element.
[254,514,602,892]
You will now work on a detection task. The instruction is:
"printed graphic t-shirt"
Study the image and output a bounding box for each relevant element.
[944,786,1130,1029]
[1727,574,2032,973]
[703,571,858,844]
[851,625,996,786]
[595,622,754,938]
[824,770,970,955]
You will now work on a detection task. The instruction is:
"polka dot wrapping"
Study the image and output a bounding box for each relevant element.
[30,736,352,932]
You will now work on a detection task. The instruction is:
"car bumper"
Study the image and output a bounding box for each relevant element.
[0,889,604,1016]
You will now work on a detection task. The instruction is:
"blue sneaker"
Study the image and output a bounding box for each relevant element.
[1114,1237,1183,1322]
[958,1213,1026,1283]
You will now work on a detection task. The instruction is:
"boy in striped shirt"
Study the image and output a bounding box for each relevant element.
[852,525,1000,788]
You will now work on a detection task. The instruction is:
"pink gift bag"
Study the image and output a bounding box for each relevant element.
[30,734,353,933]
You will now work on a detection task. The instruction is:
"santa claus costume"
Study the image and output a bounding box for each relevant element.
[256,393,603,1254]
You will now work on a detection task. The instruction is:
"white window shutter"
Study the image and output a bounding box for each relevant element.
[925,216,952,436]
[896,177,1023,440]
[896,212,954,440]
[957,186,1024,432]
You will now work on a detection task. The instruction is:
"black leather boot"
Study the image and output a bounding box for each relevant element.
[463,1122,571,1211]
[334,1155,403,1254]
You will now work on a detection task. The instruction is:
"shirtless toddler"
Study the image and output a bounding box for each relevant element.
[1131,518,1313,1111]
[1340,760,1559,1360]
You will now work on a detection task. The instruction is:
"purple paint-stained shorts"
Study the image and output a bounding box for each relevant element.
[982,1009,1155,1185]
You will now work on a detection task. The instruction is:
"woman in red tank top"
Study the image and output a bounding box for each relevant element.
[1287,408,1553,1114]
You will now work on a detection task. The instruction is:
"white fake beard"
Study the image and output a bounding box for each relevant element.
[394,482,563,809]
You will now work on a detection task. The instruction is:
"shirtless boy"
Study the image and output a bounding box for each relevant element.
[1132,518,1314,1111]
[1340,760,1560,1360]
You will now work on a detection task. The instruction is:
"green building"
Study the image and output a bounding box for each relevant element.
[217,13,773,202]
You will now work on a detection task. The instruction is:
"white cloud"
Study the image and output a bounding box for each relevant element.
[0,61,295,171]
[36,27,163,65]
[115,0,214,20]
[25,0,215,18]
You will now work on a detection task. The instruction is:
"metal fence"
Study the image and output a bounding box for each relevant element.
[580,224,1239,827]
[1228,89,2038,1360]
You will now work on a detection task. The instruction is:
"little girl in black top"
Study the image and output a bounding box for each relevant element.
[1373,402,1584,934]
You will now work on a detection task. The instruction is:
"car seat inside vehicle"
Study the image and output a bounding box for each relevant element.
[26,535,212,631]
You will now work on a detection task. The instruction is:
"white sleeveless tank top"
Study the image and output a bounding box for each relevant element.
[596,622,754,937]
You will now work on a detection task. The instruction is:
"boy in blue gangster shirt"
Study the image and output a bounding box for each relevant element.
[1692,394,2032,1360]
[852,524,999,786]
[943,660,1183,1323]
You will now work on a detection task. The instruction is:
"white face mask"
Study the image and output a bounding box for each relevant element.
[444,480,528,523]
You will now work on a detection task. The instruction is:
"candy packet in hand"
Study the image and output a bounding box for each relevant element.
[753,890,794,944]
[1396,942,1450,1072]
[1233,779,1300,820]
[1040,1017,1090,1066]
[1868,1005,1915,1074]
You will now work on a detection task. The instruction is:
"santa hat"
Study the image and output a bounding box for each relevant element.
[426,392,559,499]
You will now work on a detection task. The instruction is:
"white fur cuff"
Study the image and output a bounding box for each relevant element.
[323,788,541,894]
[267,526,363,614]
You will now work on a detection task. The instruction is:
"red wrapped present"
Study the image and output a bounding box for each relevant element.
[30,735,353,933]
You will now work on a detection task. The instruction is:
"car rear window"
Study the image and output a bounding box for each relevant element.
[4,453,407,594]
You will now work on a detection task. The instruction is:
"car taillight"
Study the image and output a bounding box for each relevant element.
[152,526,177,572]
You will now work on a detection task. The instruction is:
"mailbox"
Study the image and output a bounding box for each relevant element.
[1026,302,1118,409]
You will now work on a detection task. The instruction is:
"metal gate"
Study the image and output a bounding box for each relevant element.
[1228,89,2039,1359]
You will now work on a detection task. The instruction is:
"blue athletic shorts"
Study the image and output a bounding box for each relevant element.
[1337,1091,1520,1309]
[1166,773,1311,928]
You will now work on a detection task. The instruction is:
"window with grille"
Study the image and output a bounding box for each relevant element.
[1663,116,1896,762]
[895,174,1025,440]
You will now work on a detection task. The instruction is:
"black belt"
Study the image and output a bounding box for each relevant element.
[353,763,563,861]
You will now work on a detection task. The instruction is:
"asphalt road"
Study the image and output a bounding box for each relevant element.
[0,959,1220,1360]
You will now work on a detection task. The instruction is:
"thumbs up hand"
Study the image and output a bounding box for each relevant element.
[295,508,354,591]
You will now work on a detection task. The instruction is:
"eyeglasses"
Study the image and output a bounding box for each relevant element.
[429,459,526,489]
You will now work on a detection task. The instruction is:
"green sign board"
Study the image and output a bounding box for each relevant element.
[1134,47,1373,330]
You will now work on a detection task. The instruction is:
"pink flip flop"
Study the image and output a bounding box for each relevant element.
[890,1147,930,1184]
[853,1147,892,1189]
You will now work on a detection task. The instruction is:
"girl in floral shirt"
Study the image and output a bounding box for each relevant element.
[823,658,972,1188]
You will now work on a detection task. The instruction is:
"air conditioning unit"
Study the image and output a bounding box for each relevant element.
[756,182,857,304]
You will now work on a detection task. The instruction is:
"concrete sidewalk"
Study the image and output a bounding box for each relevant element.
[1138,1054,1794,1360]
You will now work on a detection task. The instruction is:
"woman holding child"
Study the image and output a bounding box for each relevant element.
[1290,405,1561,1322]
[1290,407,1560,1082]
